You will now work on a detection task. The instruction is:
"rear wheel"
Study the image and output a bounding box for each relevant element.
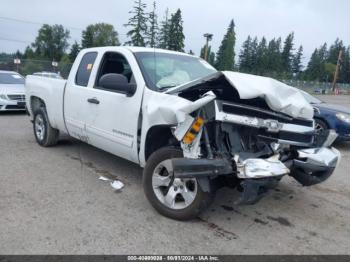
[33,107,59,147]
[143,147,214,220]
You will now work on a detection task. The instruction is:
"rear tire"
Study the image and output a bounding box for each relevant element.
[33,107,59,147]
[143,147,214,221]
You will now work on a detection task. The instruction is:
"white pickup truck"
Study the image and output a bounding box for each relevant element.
[26,46,340,220]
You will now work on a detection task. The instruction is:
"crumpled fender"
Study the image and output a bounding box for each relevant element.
[138,89,216,166]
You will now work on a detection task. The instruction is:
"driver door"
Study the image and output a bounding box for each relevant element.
[83,50,144,163]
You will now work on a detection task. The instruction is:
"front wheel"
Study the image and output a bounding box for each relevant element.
[143,147,214,220]
[33,107,59,147]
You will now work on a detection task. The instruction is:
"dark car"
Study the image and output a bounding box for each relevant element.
[302,91,350,141]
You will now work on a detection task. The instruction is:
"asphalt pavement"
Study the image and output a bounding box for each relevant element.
[0,95,349,254]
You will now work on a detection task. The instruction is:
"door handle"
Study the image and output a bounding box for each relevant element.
[87,98,100,104]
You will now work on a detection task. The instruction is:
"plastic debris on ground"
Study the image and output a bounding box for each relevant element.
[98,176,124,191]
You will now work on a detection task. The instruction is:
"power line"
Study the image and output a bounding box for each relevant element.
[0,16,84,31]
[0,37,30,44]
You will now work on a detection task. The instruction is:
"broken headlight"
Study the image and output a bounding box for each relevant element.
[0,94,8,100]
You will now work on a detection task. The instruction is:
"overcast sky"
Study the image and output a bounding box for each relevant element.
[1,0,349,64]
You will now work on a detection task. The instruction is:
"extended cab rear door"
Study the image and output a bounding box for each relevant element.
[79,49,144,163]
[64,51,98,142]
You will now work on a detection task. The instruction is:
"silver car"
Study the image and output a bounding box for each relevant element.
[0,70,26,111]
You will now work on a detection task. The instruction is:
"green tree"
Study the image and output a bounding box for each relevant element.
[281,32,295,74]
[69,41,81,62]
[239,35,252,73]
[146,1,158,47]
[82,23,119,48]
[200,45,215,66]
[124,0,148,46]
[168,9,185,52]
[158,8,170,49]
[255,37,268,75]
[250,37,258,73]
[31,24,70,61]
[340,47,350,83]
[23,46,35,59]
[215,19,236,71]
[292,45,303,75]
[327,38,344,64]
[58,54,72,78]
[304,43,328,81]
[266,37,282,77]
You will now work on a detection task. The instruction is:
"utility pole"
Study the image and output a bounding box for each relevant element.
[203,33,213,61]
[332,49,343,93]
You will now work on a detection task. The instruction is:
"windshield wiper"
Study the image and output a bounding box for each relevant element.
[158,85,177,91]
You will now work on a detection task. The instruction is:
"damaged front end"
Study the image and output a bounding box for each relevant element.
[167,72,341,205]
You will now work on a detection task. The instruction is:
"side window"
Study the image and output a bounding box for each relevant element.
[75,52,97,87]
[95,52,135,89]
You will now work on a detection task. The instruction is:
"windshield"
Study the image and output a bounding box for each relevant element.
[301,91,323,104]
[134,52,217,91]
[0,72,25,85]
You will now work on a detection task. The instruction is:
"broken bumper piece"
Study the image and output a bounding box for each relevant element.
[237,147,340,204]
[237,155,290,179]
[172,158,233,178]
[290,147,340,186]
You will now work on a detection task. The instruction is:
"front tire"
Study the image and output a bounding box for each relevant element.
[143,147,214,220]
[33,107,59,147]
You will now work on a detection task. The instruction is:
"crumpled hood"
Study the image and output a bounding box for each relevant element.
[221,71,313,120]
[0,84,25,95]
[167,71,314,120]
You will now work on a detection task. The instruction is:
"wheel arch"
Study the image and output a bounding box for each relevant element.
[144,125,180,162]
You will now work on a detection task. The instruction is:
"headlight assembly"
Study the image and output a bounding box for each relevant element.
[0,94,8,100]
[336,113,350,123]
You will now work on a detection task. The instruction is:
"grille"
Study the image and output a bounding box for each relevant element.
[5,105,26,110]
[7,94,25,101]
[222,102,314,127]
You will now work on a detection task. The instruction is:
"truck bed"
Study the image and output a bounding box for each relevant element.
[25,75,67,132]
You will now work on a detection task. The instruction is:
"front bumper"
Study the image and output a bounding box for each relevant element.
[172,146,340,204]
[0,99,26,111]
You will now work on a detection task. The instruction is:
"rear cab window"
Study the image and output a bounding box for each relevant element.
[75,52,98,86]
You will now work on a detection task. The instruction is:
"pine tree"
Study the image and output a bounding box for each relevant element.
[168,9,185,52]
[124,0,148,47]
[339,46,350,83]
[304,44,328,82]
[158,9,170,49]
[239,35,252,73]
[292,45,303,75]
[281,32,295,74]
[266,38,282,77]
[215,19,236,71]
[250,37,258,73]
[327,38,344,64]
[255,37,268,75]
[146,1,158,47]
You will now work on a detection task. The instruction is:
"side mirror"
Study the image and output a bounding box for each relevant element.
[98,73,136,96]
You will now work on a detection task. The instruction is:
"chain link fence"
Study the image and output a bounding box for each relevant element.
[281,79,350,95]
[0,58,73,79]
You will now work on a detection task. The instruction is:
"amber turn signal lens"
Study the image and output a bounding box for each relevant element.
[182,117,204,145]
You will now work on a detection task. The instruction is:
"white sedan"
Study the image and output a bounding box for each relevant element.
[0,70,26,111]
